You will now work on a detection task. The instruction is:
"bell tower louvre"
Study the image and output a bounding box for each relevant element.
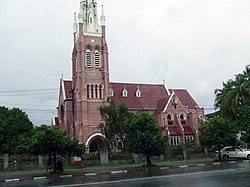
[55,0,206,152]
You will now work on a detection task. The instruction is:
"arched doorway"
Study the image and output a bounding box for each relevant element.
[86,133,105,153]
[89,138,105,152]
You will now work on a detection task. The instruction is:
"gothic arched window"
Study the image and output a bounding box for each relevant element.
[122,87,128,97]
[109,88,114,96]
[94,50,100,67]
[85,49,91,67]
[135,87,141,97]
[180,113,186,125]
[167,113,173,125]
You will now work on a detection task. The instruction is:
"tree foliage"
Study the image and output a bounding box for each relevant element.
[237,106,250,143]
[31,126,85,156]
[200,116,238,156]
[124,112,166,166]
[0,106,34,154]
[31,125,85,171]
[99,98,132,151]
[214,65,250,120]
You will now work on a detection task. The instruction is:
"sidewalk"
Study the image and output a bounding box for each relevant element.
[0,158,215,183]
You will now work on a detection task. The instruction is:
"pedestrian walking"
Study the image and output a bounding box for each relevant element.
[56,155,64,173]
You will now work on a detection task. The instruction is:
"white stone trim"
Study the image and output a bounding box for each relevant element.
[163,92,175,112]
[85,132,105,148]
[163,83,170,95]
[84,32,102,37]
[62,80,66,101]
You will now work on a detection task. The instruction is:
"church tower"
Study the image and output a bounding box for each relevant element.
[71,0,109,151]
[56,0,206,152]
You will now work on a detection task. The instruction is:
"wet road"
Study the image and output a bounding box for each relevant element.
[2,161,250,187]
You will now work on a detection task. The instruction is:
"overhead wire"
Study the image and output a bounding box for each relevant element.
[0,88,59,123]
[0,88,59,97]
[0,88,58,93]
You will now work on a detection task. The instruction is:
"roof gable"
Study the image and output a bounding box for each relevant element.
[169,89,198,109]
[63,80,72,100]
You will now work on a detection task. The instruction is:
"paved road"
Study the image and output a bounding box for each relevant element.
[75,168,250,187]
[2,160,250,187]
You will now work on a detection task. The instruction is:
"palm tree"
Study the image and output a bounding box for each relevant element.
[229,73,249,120]
[243,65,250,81]
[214,65,250,120]
[214,80,235,119]
[242,65,250,106]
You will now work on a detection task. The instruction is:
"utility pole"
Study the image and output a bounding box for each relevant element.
[71,88,76,139]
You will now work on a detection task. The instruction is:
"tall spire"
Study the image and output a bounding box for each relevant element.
[100,5,105,26]
[88,0,96,5]
[76,0,102,35]
[73,12,78,33]
[78,0,84,23]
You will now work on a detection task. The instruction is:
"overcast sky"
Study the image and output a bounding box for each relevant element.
[0,0,249,125]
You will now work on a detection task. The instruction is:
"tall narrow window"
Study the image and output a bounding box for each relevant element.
[86,84,90,99]
[180,113,186,125]
[167,113,173,125]
[171,136,180,146]
[95,85,98,98]
[185,136,193,142]
[99,85,103,98]
[109,88,114,96]
[85,49,91,67]
[91,84,94,98]
[94,50,100,67]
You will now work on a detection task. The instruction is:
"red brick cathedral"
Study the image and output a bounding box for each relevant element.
[54,0,206,152]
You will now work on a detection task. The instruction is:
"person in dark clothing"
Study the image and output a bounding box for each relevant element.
[56,155,64,173]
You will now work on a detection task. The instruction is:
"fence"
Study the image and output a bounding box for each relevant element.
[0,148,214,171]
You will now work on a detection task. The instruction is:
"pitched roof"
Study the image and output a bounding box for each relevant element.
[155,97,169,115]
[110,82,168,110]
[183,125,195,135]
[63,80,72,100]
[167,126,181,135]
[170,89,198,109]
[167,125,195,136]
[60,81,199,113]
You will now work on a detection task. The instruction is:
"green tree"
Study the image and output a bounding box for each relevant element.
[214,65,250,120]
[124,112,166,166]
[238,106,250,143]
[99,98,132,151]
[0,106,34,154]
[243,64,250,82]
[231,73,250,117]
[214,80,236,119]
[31,126,85,172]
[200,116,238,160]
[13,134,33,154]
